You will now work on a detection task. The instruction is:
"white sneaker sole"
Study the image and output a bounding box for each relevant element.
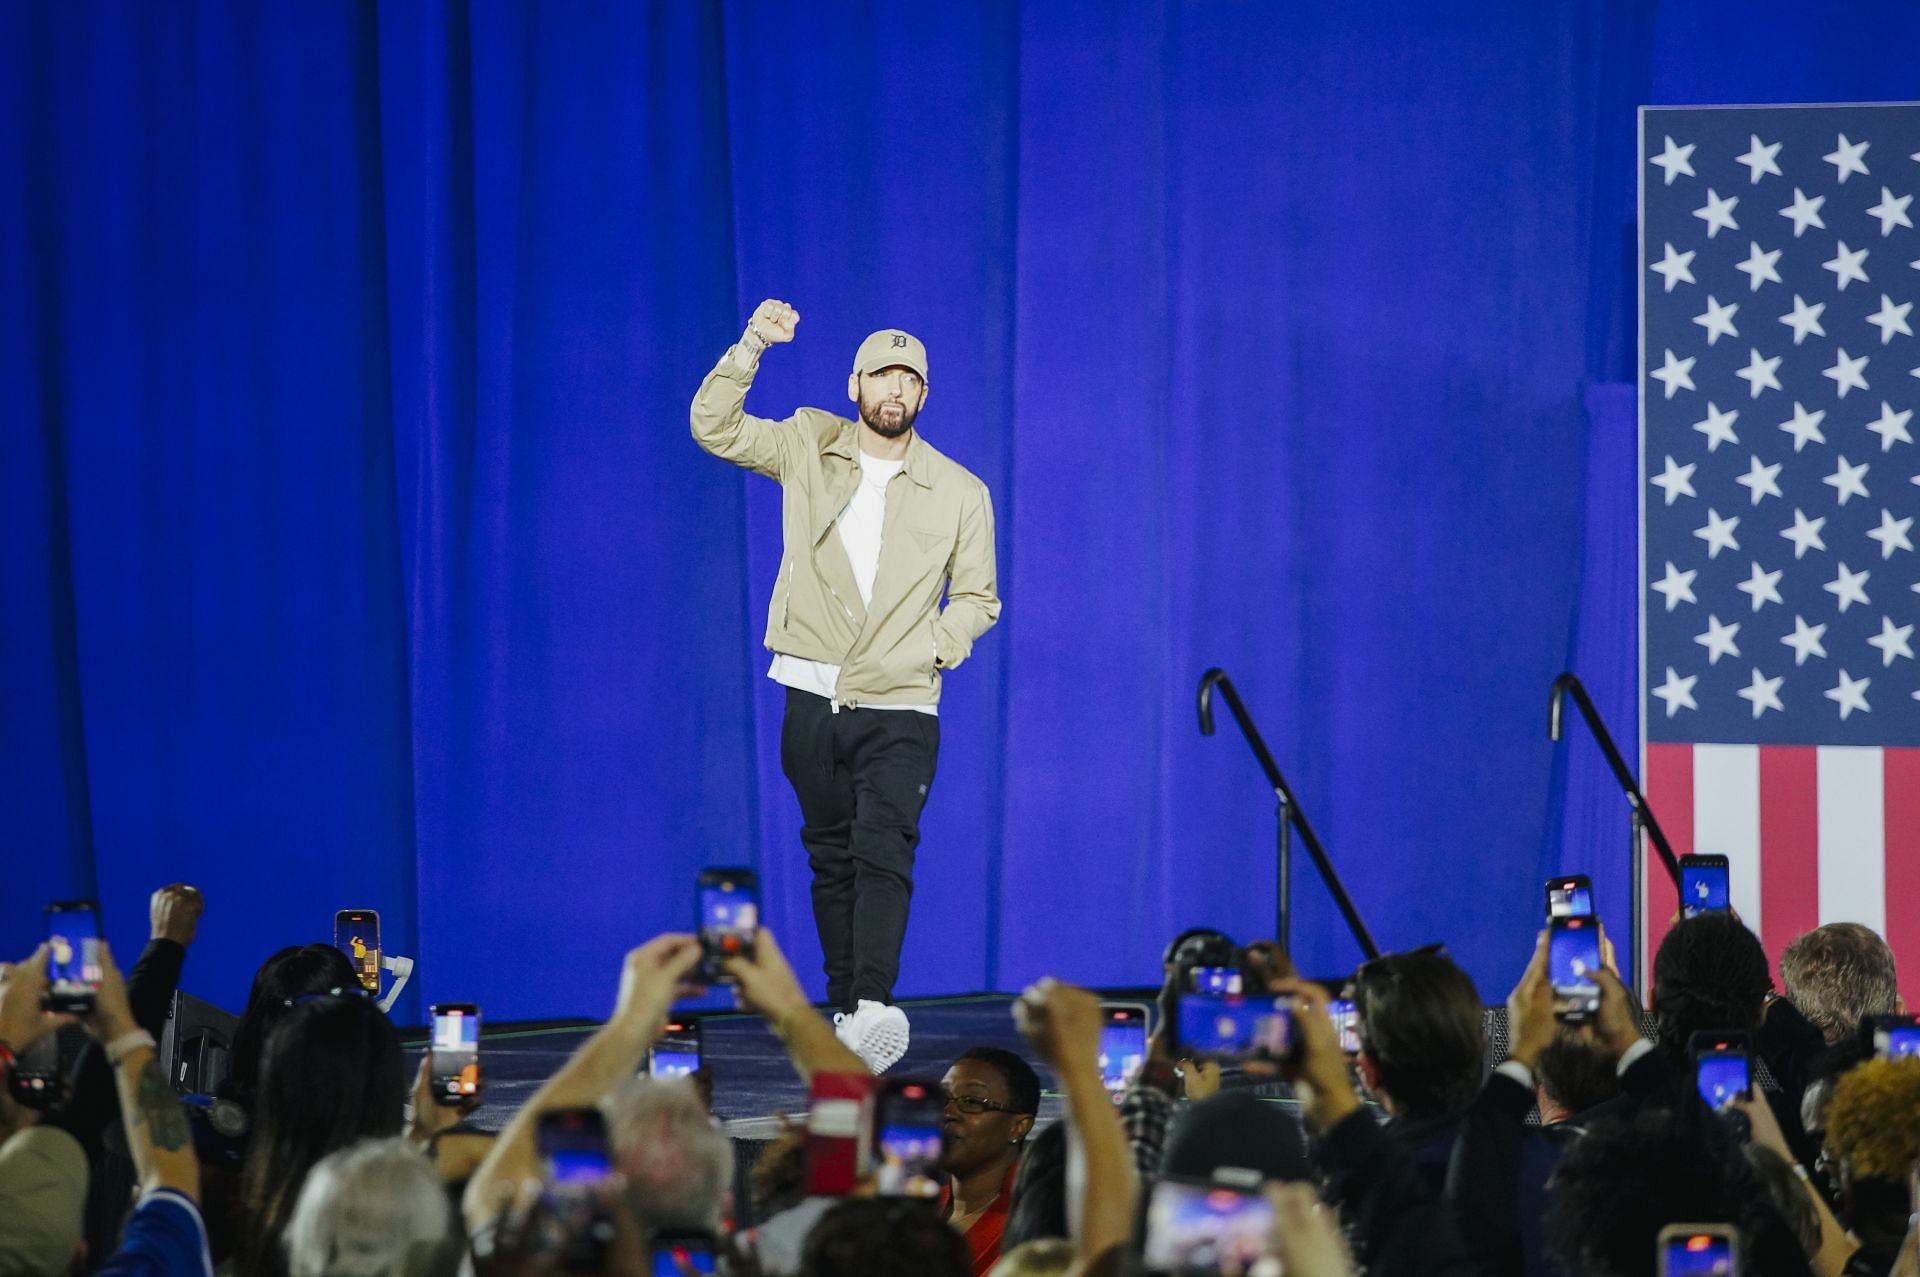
[851,1008,910,1075]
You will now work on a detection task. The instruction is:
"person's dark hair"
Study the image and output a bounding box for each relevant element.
[220,944,362,1113]
[1545,1106,1769,1277]
[1001,1121,1068,1249]
[750,1117,809,1224]
[234,994,406,1277]
[953,1046,1042,1116]
[1536,1029,1620,1118]
[800,1199,969,1277]
[1651,915,1771,1062]
[1352,947,1485,1118]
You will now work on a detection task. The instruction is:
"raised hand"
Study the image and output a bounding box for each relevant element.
[150,883,206,946]
[0,946,60,1051]
[747,299,799,345]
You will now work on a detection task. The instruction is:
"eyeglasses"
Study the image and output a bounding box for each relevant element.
[943,1092,1018,1117]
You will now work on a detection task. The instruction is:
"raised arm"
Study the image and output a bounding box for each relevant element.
[80,943,200,1200]
[726,927,867,1081]
[462,934,703,1232]
[690,299,802,480]
[931,481,1001,671]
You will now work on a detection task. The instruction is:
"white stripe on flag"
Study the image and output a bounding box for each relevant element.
[1815,747,1886,933]
[1693,744,1763,932]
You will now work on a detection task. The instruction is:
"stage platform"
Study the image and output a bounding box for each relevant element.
[405,993,1092,1141]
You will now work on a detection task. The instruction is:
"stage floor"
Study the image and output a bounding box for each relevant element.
[408,993,1075,1139]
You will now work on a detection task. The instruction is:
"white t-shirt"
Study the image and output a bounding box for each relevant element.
[769,451,937,715]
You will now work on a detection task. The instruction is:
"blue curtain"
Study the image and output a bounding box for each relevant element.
[7,1,1918,1022]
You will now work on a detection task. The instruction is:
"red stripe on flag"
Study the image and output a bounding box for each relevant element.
[1884,748,1920,1010]
[1758,746,1819,968]
[1644,743,1694,979]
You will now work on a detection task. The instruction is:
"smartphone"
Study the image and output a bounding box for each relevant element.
[804,1072,875,1197]
[1866,1013,1920,1060]
[334,909,381,995]
[1142,1177,1275,1275]
[1175,994,1292,1062]
[1690,1033,1752,1111]
[45,900,104,1013]
[1655,1224,1738,1276]
[1679,855,1731,919]
[696,868,759,982]
[649,1019,703,1078]
[429,1003,482,1106]
[537,1107,616,1272]
[1549,916,1603,1022]
[872,1077,946,1199]
[1327,998,1363,1055]
[1546,874,1594,921]
[1187,966,1243,996]
[650,1231,719,1277]
[1098,1003,1151,1098]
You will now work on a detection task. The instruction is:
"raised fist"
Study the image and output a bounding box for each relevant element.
[748,299,799,345]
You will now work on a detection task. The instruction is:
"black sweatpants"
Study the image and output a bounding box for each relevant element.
[780,686,939,1010]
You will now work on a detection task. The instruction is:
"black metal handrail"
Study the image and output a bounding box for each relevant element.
[1198,668,1381,961]
[1548,672,1682,890]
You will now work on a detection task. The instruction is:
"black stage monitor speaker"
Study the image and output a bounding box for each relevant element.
[159,988,239,1096]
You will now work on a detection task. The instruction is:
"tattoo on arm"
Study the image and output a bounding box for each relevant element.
[134,1057,193,1152]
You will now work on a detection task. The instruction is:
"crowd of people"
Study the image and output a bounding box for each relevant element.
[2,881,1916,1277]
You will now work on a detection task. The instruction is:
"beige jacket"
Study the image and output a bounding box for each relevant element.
[691,346,1001,708]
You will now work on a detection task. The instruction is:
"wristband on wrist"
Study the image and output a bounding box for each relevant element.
[106,1029,158,1067]
[740,325,769,356]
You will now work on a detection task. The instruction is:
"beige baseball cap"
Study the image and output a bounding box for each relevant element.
[852,329,929,384]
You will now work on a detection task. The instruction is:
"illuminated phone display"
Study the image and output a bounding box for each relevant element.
[1549,917,1602,1020]
[1143,1179,1275,1274]
[1176,995,1291,1061]
[46,902,104,1010]
[334,910,381,994]
[1098,1005,1149,1097]
[1679,857,1730,918]
[1695,1052,1750,1110]
[650,1020,702,1078]
[431,1004,481,1102]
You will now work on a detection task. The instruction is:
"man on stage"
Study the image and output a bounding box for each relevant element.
[691,299,1001,1073]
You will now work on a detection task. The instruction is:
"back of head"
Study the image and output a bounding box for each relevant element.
[1001,1121,1069,1249]
[1651,915,1771,1060]
[1545,1106,1760,1277]
[1536,1028,1621,1118]
[285,1138,461,1277]
[800,1199,969,1277]
[224,945,363,1110]
[987,1239,1075,1277]
[1779,923,1900,1045]
[953,1046,1043,1120]
[1162,1091,1311,1183]
[1353,948,1486,1118]
[238,995,407,1277]
[604,1077,732,1235]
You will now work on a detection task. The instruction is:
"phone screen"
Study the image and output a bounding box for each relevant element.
[1695,1052,1750,1110]
[651,1237,718,1277]
[539,1108,614,1186]
[1660,1231,1736,1276]
[873,1080,945,1198]
[46,902,104,1009]
[650,1021,702,1078]
[334,910,381,994]
[431,1005,481,1102]
[1189,966,1243,995]
[1680,860,1730,918]
[1871,1018,1920,1060]
[1550,919,1603,1020]
[1327,998,1362,1054]
[1098,1006,1149,1097]
[1547,878,1594,920]
[1142,1179,1275,1274]
[698,872,758,975]
[1176,995,1291,1061]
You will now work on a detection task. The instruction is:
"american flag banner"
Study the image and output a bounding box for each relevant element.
[1640,104,1920,982]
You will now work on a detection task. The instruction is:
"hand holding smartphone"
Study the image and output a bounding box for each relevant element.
[1655,1225,1738,1276]
[538,1107,617,1272]
[1142,1177,1275,1275]
[45,900,104,1013]
[872,1077,946,1198]
[1098,1003,1150,1098]
[1689,1033,1752,1111]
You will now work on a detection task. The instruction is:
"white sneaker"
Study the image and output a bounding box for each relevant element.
[839,1000,910,1074]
